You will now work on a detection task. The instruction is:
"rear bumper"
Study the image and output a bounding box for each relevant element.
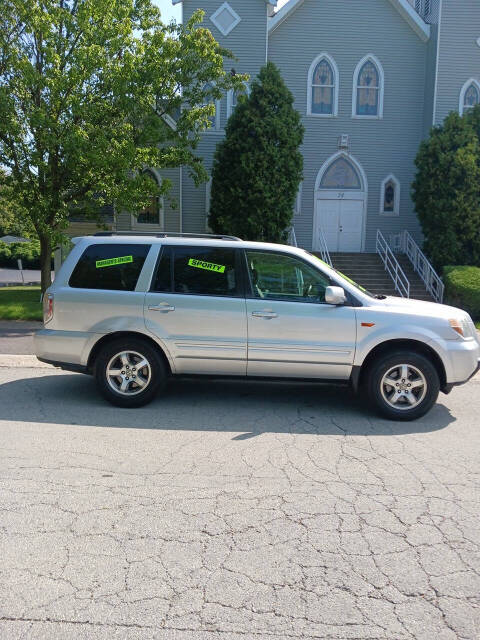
[34,328,100,369]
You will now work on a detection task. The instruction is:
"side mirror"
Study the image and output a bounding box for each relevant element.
[325,285,346,305]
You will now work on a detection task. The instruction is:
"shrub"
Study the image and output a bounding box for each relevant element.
[209,62,304,242]
[0,240,41,269]
[412,110,480,270]
[443,265,480,319]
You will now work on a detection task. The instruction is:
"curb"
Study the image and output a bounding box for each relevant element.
[0,355,55,368]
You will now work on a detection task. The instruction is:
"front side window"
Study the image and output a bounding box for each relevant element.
[246,251,330,303]
[354,56,383,118]
[156,246,239,297]
[69,243,151,291]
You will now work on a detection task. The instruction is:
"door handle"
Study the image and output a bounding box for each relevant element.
[148,303,175,312]
[252,311,278,319]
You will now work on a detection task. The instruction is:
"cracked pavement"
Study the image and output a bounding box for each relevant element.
[0,367,479,639]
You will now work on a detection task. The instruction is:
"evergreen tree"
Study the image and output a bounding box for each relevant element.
[412,109,480,268]
[209,62,304,242]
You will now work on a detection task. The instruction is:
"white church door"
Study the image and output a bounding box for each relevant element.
[314,154,366,253]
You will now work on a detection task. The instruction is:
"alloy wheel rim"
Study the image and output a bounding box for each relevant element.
[380,364,427,411]
[106,350,152,396]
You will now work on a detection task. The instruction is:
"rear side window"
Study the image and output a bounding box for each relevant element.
[152,245,239,297]
[69,243,151,290]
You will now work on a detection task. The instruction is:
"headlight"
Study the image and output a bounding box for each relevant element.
[448,317,473,338]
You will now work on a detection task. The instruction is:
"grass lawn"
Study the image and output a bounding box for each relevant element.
[0,286,42,321]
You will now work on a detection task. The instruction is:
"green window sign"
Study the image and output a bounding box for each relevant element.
[96,255,133,269]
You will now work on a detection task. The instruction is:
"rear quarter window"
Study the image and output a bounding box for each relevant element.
[69,243,151,290]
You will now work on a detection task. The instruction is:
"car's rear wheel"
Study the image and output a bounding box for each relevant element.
[367,350,440,421]
[95,338,167,407]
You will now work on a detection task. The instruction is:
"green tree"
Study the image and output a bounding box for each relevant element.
[209,61,304,242]
[0,1,244,290]
[412,109,480,269]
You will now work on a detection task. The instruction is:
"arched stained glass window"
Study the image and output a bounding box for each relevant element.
[464,84,479,111]
[320,157,361,190]
[137,170,161,225]
[380,174,400,216]
[312,59,334,115]
[356,60,379,116]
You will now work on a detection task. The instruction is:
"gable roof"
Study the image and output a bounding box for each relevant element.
[269,0,430,42]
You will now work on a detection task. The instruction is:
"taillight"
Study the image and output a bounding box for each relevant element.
[43,293,54,324]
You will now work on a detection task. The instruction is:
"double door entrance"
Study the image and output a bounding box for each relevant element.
[315,192,365,253]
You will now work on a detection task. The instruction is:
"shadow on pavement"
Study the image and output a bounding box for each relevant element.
[0,372,456,436]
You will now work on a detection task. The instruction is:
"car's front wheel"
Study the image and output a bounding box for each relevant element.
[367,350,440,421]
[95,338,167,407]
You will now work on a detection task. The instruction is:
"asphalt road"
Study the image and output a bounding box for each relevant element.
[0,367,479,639]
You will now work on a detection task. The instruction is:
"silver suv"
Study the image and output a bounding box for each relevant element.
[35,233,480,420]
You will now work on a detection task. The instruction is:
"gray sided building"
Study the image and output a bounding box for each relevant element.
[99,0,479,255]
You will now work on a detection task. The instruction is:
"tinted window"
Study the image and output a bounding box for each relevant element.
[152,247,172,292]
[172,246,238,297]
[69,243,151,290]
[246,251,330,303]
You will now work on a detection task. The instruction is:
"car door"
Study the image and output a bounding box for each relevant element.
[144,244,247,375]
[245,250,357,379]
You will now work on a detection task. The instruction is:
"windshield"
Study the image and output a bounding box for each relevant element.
[306,252,376,298]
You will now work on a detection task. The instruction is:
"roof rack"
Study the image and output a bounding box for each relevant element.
[93,231,242,241]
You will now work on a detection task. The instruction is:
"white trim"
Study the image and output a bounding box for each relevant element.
[459,78,480,115]
[294,182,302,215]
[352,54,385,119]
[379,174,400,217]
[270,0,429,40]
[131,168,164,230]
[210,2,241,37]
[432,0,443,125]
[313,152,368,253]
[205,178,212,232]
[173,0,277,4]
[307,53,339,118]
[162,114,177,131]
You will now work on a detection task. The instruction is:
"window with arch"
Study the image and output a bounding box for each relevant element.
[460,79,480,115]
[202,83,220,131]
[320,157,362,190]
[353,55,384,118]
[307,54,338,116]
[227,84,250,119]
[380,175,400,216]
[135,170,163,226]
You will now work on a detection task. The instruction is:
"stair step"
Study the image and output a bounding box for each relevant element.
[315,251,436,302]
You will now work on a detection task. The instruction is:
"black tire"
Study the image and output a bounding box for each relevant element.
[366,350,440,421]
[94,337,167,408]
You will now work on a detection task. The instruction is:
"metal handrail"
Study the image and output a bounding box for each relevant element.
[400,230,444,303]
[317,228,333,267]
[376,229,410,298]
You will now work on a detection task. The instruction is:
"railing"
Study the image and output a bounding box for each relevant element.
[400,230,444,303]
[316,228,333,267]
[376,229,410,298]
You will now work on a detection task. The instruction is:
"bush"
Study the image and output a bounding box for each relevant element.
[0,240,41,269]
[209,62,304,242]
[443,265,480,319]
